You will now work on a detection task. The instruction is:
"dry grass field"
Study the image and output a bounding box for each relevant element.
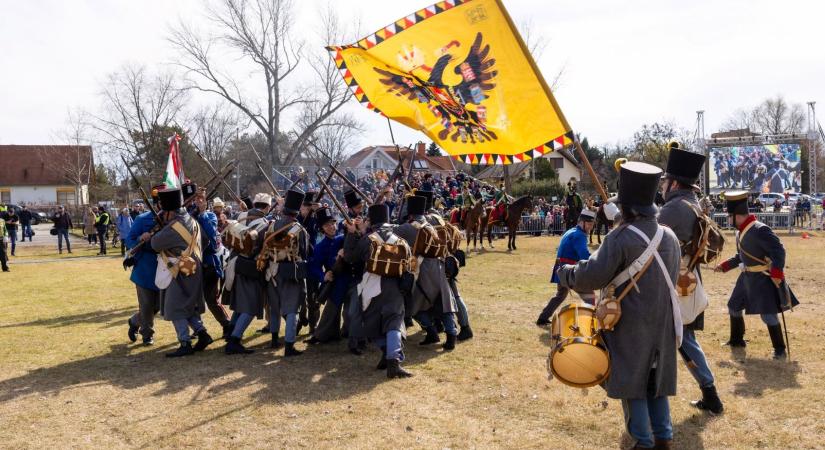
[1,230,823,449]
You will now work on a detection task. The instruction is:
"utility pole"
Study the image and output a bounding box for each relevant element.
[807,102,818,194]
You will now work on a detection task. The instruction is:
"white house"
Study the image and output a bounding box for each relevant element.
[0,145,93,206]
[474,148,583,185]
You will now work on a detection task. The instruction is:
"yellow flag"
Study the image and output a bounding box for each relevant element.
[328,0,574,165]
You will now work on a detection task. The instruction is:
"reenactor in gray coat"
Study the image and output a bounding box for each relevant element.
[557,161,681,449]
[715,190,799,359]
[343,204,413,378]
[224,193,272,355]
[260,189,309,357]
[395,195,458,350]
[151,187,214,357]
[658,145,724,414]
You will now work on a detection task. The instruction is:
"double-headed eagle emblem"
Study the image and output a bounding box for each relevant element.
[373,32,498,144]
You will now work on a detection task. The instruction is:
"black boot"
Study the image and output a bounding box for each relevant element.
[443,333,456,351]
[457,326,474,341]
[767,324,787,359]
[193,329,214,352]
[386,359,413,378]
[225,336,254,355]
[285,342,303,357]
[222,323,233,340]
[166,341,194,358]
[127,319,138,343]
[270,333,282,349]
[376,346,387,370]
[434,320,445,333]
[724,316,747,347]
[404,317,414,328]
[419,326,440,346]
[691,385,724,415]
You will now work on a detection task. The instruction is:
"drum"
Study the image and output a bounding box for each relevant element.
[548,303,610,388]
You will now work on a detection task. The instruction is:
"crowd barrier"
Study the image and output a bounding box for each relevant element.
[487,215,572,237]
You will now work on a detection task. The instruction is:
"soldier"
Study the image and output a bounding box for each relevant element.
[658,146,724,414]
[343,203,413,378]
[338,189,369,354]
[186,185,232,338]
[125,185,164,345]
[535,208,595,326]
[419,189,473,340]
[307,207,350,344]
[297,191,321,334]
[715,190,799,359]
[151,187,214,357]
[0,215,8,272]
[260,189,309,356]
[395,195,458,350]
[225,193,272,355]
[557,161,682,449]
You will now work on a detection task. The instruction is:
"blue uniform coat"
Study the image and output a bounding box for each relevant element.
[125,211,159,292]
[551,225,590,284]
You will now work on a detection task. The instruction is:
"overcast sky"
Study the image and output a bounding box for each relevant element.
[1,0,822,152]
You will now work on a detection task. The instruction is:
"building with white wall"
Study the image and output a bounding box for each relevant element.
[0,145,93,206]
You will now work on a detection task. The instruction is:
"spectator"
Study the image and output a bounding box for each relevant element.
[18,205,34,242]
[773,198,782,213]
[84,206,98,245]
[116,208,133,256]
[96,206,110,255]
[52,205,73,254]
[4,207,18,256]
[129,203,143,220]
[0,214,8,272]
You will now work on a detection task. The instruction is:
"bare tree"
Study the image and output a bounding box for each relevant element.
[519,19,565,91]
[169,0,356,168]
[305,114,362,166]
[721,108,758,133]
[722,96,805,135]
[187,104,242,169]
[91,64,188,182]
[47,108,95,209]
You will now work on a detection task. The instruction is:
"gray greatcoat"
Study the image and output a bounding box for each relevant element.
[395,217,456,316]
[263,216,309,316]
[227,209,268,318]
[658,189,705,330]
[557,216,681,400]
[723,219,799,314]
[343,225,405,339]
[150,211,205,321]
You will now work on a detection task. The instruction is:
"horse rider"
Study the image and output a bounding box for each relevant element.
[151,185,214,358]
[714,190,798,360]
[557,161,682,449]
[536,208,595,326]
[657,144,723,414]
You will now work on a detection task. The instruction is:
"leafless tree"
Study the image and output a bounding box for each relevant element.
[47,108,96,208]
[91,64,188,182]
[169,0,356,168]
[519,19,565,91]
[186,104,242,169]
[305,114,363,166]
[722,96,805,135]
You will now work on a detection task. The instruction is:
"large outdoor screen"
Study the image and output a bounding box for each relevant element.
[708,143,801,193]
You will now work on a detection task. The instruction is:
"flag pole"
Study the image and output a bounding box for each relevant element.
[494,0,609,201]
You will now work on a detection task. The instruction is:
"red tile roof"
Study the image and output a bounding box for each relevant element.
[343,143,457,174]
[0,145,94,186]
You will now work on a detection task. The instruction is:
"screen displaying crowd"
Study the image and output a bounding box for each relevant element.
[709,143,802,193]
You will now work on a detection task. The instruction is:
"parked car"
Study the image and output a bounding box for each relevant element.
[8,204,46,225]
[757,193,785,207]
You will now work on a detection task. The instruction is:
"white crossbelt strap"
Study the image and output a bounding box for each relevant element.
[626,225,684,347]
[609,226,665,288]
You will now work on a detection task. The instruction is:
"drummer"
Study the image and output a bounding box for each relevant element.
[536,209,596,326]
[557,161,682,450]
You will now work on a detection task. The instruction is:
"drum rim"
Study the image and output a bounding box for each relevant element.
[549,337,611,388]
[556,302,597,314]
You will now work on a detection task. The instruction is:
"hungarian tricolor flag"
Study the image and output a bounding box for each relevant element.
[162,133,185,188]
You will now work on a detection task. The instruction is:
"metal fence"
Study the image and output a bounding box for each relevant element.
[488,215,570,236]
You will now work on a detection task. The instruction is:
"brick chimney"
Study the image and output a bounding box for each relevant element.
[416,142,426,156]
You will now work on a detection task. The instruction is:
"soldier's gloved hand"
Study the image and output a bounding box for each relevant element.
[714,261,731,273]
[770,267,784,288]
[324,271,334,282]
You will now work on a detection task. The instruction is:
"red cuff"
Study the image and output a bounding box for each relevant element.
[770,267,784,280]
[720,261,732,272]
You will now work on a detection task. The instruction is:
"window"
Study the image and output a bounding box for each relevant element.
[552,158,564,170]
[56,188,76,206]
[371,158,381,169]
[0,189,10,204]
[413,160,429,169]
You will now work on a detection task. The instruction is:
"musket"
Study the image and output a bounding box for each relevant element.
[773,279,793,358]
[121,155,165,269]
[203,162,236,203]
[328,165,374,206]
[249,144,283,200]
[316,171,352,224]
[191,145,244,205]
[315,165,338,204]
[288,167,305,191]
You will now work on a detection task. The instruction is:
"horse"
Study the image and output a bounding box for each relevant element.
[484,195,534,251]
[461,201,488,252]
[589,203,614,245]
